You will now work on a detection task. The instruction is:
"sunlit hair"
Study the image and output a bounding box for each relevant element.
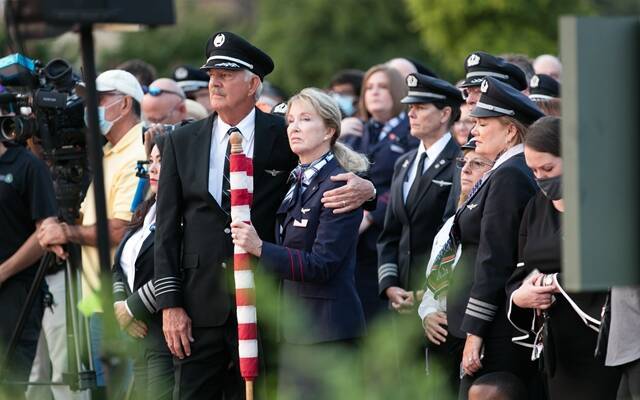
[532,98,561,117]
[358,65,407,120]
[287,88,369,173]
[497,115,530,146]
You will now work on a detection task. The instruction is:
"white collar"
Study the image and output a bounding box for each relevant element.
[215,108,256,144]
[491,143,524,171]
[417,132,452,161]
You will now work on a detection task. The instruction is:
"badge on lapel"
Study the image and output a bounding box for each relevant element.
[466,203,478,210]
[301,208,311,215]
[265,169,284,176]
[432,179,452,187]
[293,219,308,228]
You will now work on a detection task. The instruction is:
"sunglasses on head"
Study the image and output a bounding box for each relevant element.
[146,86,185,99]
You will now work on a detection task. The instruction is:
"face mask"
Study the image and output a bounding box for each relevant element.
[536,175,562,201]
[84,98,123,136]
[331,93,356,117]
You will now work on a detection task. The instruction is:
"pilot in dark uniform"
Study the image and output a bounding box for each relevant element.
[377,72,463,313]
[341,65,420,322]
[447,77,544,399]
[376,72,464,392]
[443,52,529,221]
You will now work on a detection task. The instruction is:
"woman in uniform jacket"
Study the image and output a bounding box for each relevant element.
[506,116,621,399]
[339,65,419,322]
[446,77,545,399]
[231,88,368,399]
[112,136,173,400]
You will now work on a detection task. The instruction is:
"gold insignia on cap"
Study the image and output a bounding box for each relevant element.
[480,79,489,93]
[407,75,418,87]
[530,75,540,88]
[213,33,226,47]
[175,67,188,80]
[467,54,481,67]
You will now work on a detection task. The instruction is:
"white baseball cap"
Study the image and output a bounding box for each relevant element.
[78,69,144,104]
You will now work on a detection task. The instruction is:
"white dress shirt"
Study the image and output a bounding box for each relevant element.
[208,108,256,205]
[121,202,156,292]
[403,132,452,201]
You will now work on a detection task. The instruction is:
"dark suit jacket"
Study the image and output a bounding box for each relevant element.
[154,108,297,327]
[447,152,537,339]
[112,224,166,350]
[260,158,366,344]
[377,137,461,296]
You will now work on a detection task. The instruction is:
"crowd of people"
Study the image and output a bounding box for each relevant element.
[0,28,638,400]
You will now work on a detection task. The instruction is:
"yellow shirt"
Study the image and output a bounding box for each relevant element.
[80,123,146,313]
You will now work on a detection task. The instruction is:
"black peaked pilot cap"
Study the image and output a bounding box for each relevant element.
[461,51,527,91]
[201,31,274,80]
[528,74,560,101]
[173,65,210,92]
[401,73,464,105]
[470,77,545,125]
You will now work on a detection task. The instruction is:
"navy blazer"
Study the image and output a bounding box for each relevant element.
[447,153,537,339]
[260,158,366,345]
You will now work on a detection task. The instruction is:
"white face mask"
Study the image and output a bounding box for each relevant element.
[85,97,123,136]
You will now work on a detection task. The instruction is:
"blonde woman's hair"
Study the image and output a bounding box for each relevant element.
[287,88,369,174]
[358,65,407,120]
[498,115,530,146]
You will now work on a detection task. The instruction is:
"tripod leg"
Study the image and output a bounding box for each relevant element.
[0,252,53,379]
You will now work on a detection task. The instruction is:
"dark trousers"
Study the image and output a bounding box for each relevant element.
[131,346,174,400]
[0,277,43,400]
[172,316,244,400]
[426,335,465,398]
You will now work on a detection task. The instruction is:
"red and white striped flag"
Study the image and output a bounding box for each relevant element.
[229,133,259,390]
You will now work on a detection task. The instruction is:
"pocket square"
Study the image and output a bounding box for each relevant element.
[293,219,308,227]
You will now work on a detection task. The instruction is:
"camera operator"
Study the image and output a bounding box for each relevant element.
[37,69,147,392]
[141,78,187,157]
[0,138,57,397]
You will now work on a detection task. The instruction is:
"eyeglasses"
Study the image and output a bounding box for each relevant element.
[456,157,493,170]
[146,86,185,99]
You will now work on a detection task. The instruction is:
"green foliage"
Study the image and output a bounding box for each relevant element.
[252,0,434,95]
[405,0,595,80]
[100,1,250,78]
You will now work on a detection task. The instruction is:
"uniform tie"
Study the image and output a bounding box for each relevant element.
[406,152,428,204]
[222,127,241,215]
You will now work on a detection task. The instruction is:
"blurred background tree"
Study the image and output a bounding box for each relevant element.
[405,0,596,79]
[2,0,637,94]
[251,0,432,95]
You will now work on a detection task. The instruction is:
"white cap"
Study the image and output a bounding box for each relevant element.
[78,69,144,104]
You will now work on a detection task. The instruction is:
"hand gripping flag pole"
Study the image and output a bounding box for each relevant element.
[229,132,258,399]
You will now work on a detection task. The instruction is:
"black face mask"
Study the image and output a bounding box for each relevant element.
[536,175,562,201]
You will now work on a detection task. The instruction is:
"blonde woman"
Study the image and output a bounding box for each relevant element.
[231,88,368,399]
[446,77,544,399]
